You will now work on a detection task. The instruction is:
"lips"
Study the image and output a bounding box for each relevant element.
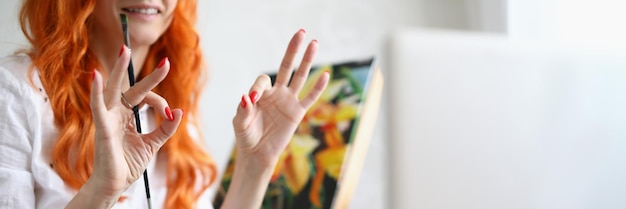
[122,7,160,15]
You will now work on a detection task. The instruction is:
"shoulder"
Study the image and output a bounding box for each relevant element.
[0,54,45,102]
[0,54,37,94]
[0,54,46,130]
[0,54,33,77]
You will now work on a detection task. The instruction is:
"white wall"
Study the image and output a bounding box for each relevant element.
[508,0,626,50]
[0,0,499,208]
[0,0,28,56]
[390,28,626,209]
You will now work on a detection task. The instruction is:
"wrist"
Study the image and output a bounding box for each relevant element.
[235,151,277,175]
[66,177,122,209]
[85,176,125,198]
[221,152,277,209]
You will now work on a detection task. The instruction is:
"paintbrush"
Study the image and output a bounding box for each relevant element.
[120,14,153,209]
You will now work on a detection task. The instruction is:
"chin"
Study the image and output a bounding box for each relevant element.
[126,18,171,48]
[130,31,164,48]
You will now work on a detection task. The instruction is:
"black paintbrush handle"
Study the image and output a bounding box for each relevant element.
[121,14,152,209]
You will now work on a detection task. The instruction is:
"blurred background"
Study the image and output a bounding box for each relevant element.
[2,0,626,208]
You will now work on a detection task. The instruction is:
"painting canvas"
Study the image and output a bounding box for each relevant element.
[214,58,383,209]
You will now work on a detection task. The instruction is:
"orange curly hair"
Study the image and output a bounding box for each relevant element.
[19,0,217,208]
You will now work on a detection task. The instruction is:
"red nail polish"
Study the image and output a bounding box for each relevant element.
[157,57,168,68]
[119,45,125,57]
[250,91,259,104]
[165,107,174,121]
[240,96,247,109]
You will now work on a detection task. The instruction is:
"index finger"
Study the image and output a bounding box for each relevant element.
[123,58,170,106]
[104,45,131,107]
[274,29,306,87]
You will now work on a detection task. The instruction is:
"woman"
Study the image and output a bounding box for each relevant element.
[0,0,329,208]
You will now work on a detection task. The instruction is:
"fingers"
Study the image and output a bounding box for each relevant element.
[288,39,318,93]
[90,69,106,121]
[123,58,170,107]
[139,91,174,121]
[233,94,253,131]
[105,45,131,107]
[143,108,183,147]
[274,29,306,87]
[300,71,330,109]
[233,74,271,132]
[248,74,272,104]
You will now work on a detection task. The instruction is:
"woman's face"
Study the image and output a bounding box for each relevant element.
[92,0,178,47]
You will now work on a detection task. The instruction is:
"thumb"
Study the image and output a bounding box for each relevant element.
[143,108,184,148]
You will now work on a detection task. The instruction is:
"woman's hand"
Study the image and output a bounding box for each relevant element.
[222,29,329,209]
[67,47,181,209]
[232,29,329,168]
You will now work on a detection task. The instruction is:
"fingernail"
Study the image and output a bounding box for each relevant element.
[92,69,97,80]
[250,91,259,104]
[299,28,306,34]
[157,57,168,68]
[240,96,247,109]
[165,107,174,121]
[119,45,125,57]
[312,39,318,43]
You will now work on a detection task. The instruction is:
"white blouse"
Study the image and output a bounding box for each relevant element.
[0,55,213,209]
